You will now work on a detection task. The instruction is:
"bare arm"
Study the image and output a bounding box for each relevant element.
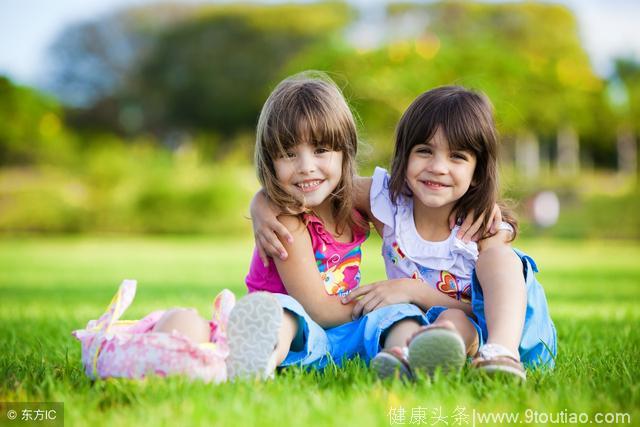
[273,215,355,328]
[477,229,513,252]
[342,278,474,318]
[354,175,384,235]
[353,175,373,218]
[250,190,293,266]
[406,279,474,316]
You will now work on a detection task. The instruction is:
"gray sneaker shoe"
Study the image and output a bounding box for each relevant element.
[408,326,466,378]
[371,347,413,381]
[226,292,283,381]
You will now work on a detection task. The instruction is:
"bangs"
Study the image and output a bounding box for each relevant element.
[403,87,495,157]
[438,99,492,155]
[260,80,354,157]
[254,71,360,235]
[391,85,498,205]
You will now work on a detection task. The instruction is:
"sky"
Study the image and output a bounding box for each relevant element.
[0,0,639,88]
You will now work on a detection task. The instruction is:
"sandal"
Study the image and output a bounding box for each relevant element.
[226,292,283,381]
[407,325,466,378]
[371,347,413,381]
[471,343,526,381]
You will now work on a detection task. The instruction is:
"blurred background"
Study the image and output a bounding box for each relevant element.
[1,0,638,239]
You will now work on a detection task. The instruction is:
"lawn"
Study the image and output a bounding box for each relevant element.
[1,236,638,426]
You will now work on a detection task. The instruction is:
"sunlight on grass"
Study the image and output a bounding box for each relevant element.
[1,236,638,426]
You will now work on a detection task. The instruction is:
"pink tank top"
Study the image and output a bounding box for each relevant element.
[245,213,369,297]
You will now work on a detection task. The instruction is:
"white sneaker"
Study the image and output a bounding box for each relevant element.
[471,343,526,381]
[226,292,282,381]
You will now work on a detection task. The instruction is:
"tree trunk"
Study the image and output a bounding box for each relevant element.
[617,126,637,178]
[515,131,540,178]
[557,125,579,175]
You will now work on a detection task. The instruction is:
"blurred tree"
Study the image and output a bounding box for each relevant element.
[129,4,352,137]
[0,77,72,164]
[612,58,640,177]
[44,1,618,170]
[298,2,608,170]
[47,4,198,107]
[48,3,352,144]
[614,58,640,134]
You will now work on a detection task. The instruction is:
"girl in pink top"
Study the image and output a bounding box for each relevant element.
[245,210,368,296]
[225,71,429,380]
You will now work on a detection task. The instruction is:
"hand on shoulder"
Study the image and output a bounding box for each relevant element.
[477,229,512,252]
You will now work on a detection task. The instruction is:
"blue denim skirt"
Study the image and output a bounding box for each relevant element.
[424,248,557,368]
[273,293,427,370]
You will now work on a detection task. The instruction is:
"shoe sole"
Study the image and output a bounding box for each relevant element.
[226,292,282,380]
[408,328,466,377]
[371,352,412,381]
[473,361,527,381]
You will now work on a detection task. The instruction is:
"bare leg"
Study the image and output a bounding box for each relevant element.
[152,308,210,343]
[475,245,526,358]
[429,309,479,356]
[371,319,421,380]
[273,311,299,365]
[382,319,422,350]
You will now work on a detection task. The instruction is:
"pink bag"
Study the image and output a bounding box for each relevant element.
[72,280,235,383]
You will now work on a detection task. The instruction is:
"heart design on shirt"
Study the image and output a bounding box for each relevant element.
[436,271,471,303]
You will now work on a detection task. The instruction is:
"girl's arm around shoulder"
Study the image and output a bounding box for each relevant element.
[273,214,356,328]
[250,190,293,266]
[354,175,384,236]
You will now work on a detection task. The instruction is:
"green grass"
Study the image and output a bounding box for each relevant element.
[1,236,639,426]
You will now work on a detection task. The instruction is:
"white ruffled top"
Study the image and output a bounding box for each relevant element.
[370,167,478,299]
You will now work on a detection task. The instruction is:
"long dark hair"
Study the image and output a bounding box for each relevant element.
[389,85,517,239]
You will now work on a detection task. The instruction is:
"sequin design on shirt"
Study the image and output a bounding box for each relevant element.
[316,246,362,297]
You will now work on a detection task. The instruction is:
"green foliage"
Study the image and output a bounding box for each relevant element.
[528,190,640,240]
[47,5,197,107]
[0,148,637,237]
[2,2,638,235]
[134,16,311,134]
[0,143,257,234]
[501,170,640,239]
[0,237,638,425]
[0,77,75,164]
[277,2,607,165]
[48,2,353,140]
[358,2,608,158]
[613,58,640,134]
[42,1,619,161]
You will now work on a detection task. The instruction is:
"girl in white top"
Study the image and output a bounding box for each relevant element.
[252,86,556,381]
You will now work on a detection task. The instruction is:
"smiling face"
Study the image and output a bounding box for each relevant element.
[273,140,343,211]
[406,127,477,212]
[255,73,360,234]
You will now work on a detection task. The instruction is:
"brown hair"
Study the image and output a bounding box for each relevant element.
[255,71,364,235]
[389,85,517,239]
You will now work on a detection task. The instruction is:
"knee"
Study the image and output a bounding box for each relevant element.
[437,308,467,324]
[153,308,210,343]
